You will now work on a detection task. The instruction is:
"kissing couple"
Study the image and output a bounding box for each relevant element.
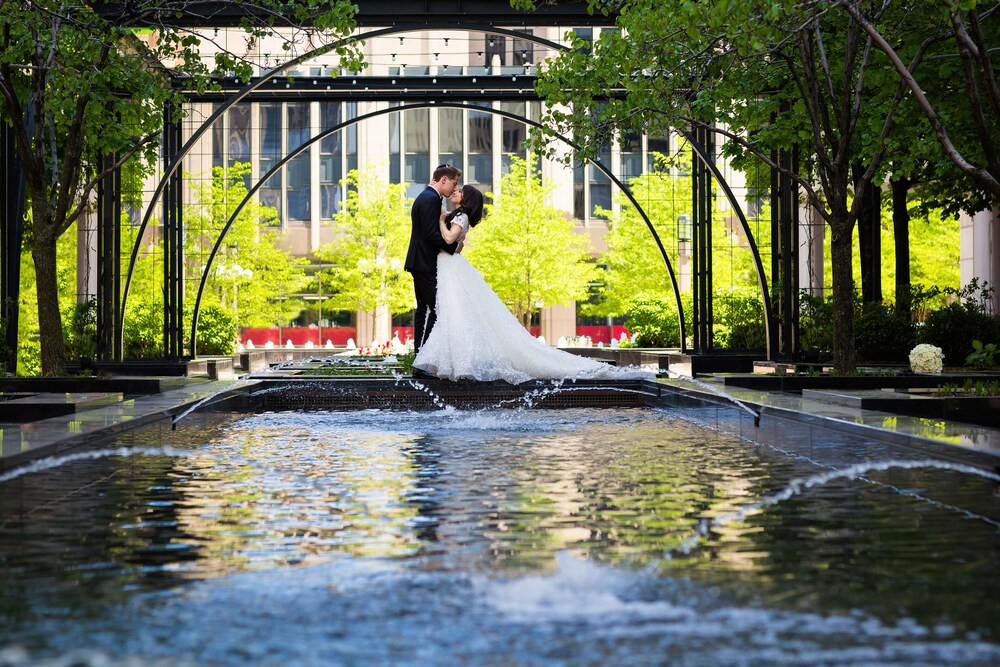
[403,164,652,384]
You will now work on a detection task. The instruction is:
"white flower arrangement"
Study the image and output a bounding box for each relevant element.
[909,343,944,374]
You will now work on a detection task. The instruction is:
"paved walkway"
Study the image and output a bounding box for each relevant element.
[0,379,239,472]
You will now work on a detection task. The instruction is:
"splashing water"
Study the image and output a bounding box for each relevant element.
[391,369,454,409]
[667,459,1000,557]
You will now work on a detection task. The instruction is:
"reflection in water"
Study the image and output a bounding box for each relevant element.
[0,407,998,665]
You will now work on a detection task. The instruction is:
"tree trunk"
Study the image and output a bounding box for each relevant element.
[890,178,912,317]
[31,232,66,375]
[829,220,857,374]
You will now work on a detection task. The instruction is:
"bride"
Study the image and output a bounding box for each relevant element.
[413,184,654,384]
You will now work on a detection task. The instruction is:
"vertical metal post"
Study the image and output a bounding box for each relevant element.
[690,122,714,354]
[162,104,185,359]
[770,112,800,360]
[96,154,121,361]
[0,121,26,373]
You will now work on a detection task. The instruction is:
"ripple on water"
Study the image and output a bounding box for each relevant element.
[0,407,998,665]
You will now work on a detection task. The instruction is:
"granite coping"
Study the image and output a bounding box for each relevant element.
[0,379,241,472]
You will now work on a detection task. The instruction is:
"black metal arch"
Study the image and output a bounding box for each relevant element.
[119,23,779,361]
[121,23,571,352]
[188,101,686,356]
[684,131,775,359]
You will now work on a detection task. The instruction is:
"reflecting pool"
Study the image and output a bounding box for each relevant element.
[1,406,999,666]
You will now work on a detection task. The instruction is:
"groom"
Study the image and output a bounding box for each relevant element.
[405,164,461,375]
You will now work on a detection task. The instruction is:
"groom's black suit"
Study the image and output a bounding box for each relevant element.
[405,185,458,353]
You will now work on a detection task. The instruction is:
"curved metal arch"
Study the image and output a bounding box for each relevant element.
[121,23,573,352]
[189,101,687,356]
[683,131,775,359]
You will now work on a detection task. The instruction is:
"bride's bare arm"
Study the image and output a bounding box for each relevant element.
[439,211,462,244]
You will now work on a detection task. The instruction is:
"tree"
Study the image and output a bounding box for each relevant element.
[186,162,308,335]
[594,155,694,316]
[519,0,941,373]
[315,168,413,334]
[464,156,595,328]
[0,0,359,374]
[832,0,1000,205]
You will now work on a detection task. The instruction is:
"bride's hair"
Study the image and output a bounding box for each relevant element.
[445,185,485,227]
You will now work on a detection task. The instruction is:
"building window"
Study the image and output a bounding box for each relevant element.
[388,103,401,183]
[403,108,430,199]
[259,102,282,222]
[620,131,642,183]
[438,107,464,172]
[286,102,311,222]
[320,102,343,220]
[647,132,671,173]
[590,143,612,219]
[468,103,493,191]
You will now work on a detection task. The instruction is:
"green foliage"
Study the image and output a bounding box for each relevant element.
[799,291,834,359]
[827,198,961,310]
[853,303,916,364]
[713,288,766,352]
[919,280,1000,366]
[965,340,999,368]
[0,0,359,373]
[594,163,694,315]
[195,305,238,356]
[64,298,98,360]
[965,340,1000,368]
[466,157,594,327]
[123,302,163,359]
[187,162,308,332]
[315,166,413,318]
[935,379,1000,397]
[623,297,681,348]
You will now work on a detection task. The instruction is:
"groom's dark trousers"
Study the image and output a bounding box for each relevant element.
[405,185,457,354]
[411,270,437,354]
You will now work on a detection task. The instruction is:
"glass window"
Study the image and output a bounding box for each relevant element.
[320,102,342,220]
[259,102,282,222]
[404,108,430,198]
[388,104,400,183]
[228,103,252,165]
[647,133,670,173]
[500,101,527,176]
[512,30,534,66]
[286,103,311,222]
[438,108,464,172]
[468,104,493,190]
[573,158,586,221]
[212,103,224,169]
[620,131,642,182]
[345,102,358,173]
[484,34,506,67]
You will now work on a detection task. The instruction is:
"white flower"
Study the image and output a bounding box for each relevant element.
[909,344,944,374]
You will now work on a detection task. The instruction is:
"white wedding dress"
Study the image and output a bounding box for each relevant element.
[413,214,654,384]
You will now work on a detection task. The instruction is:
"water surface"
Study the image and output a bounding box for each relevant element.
[1,406,998,666]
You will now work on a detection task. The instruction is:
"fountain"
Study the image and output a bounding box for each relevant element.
[1,403,998,666]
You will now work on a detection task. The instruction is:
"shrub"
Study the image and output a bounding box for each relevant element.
[798,291,834,359]
[854,302,916,363]
[624,297,681,347]
[714,289,766,351]
[196,305,238,356]
[919,281,1000,366]
[966,340,999,368]
[64,298,98,360]
[123,302,164,359]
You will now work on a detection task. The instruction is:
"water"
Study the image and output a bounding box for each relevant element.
[1,406,999,666]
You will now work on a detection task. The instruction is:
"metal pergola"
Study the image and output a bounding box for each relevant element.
[1,0,801,371]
